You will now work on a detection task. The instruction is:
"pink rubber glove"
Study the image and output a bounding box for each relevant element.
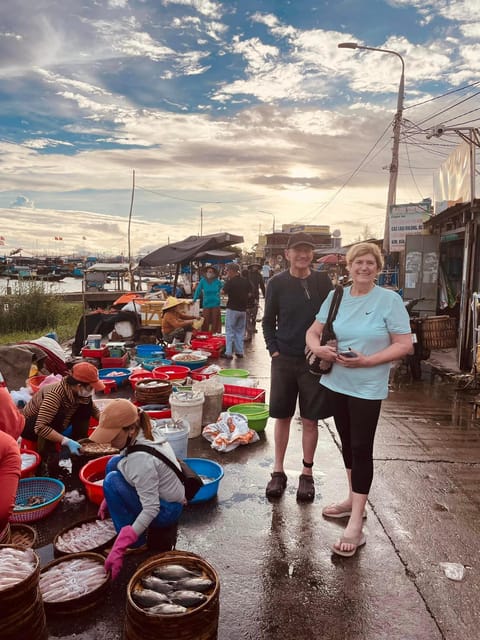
[97,499,108,520]
[105,525,138,580]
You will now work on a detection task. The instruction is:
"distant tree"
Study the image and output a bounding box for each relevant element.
[353,224,377,242]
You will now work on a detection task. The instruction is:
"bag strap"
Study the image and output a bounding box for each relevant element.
[126,443,185,485]
[325,285,343,325]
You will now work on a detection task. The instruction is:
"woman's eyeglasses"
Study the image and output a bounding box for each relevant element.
[300,280,311,301]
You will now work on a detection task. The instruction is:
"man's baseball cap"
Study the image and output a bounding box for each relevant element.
[71,362,105,391]
[286,232,316,249]
[225,263,240,272]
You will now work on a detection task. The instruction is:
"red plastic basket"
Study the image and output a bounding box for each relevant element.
[80,455,113,505]
[190,366,219,382]
[20,450,41,478]
[81,347,109,358]
[101,353,128,368]
[27,375,47,394]
[222,384,266,409]
[152,365,190,381]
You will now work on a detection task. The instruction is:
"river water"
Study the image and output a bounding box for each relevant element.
[0,276,119,294]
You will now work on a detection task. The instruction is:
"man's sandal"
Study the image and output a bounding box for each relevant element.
[331,533,366,557]
[266,472,287,498]
[296,474,315,502]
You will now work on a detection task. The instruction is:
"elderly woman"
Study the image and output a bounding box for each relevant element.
[161,296,202,344]
[306,242,412,557]
[89,399,185,579]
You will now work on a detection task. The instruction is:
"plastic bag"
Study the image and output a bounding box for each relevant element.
[11,387,33,407]
[202,411,259,452]
[439,562,465,581]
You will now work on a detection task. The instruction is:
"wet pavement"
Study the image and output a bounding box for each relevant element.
[28,323,480,639]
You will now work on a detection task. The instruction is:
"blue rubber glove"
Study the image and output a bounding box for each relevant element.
[105,525,138,580]
[61,437,82,456]
[98,498,108,520]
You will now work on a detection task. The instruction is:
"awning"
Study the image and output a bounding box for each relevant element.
[139,232,244,267]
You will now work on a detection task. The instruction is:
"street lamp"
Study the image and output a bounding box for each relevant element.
[258,210,275,233]
[338,42,405,253]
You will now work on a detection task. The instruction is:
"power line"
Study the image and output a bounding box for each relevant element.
[405,80,480,111]
[136,184,264,204]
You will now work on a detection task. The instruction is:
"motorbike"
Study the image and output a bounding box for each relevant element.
[404,297,431,380]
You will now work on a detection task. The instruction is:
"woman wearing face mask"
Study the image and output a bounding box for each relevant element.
[192,265,223,334]
[21,362,104,475]
[89,399,185,580]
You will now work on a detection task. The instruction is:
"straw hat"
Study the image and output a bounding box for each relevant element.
[162,296,192,312]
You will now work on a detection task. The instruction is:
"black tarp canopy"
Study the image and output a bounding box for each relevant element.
[139,232,244,267]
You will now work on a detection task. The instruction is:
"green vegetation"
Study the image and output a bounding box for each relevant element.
[0,281,83,345]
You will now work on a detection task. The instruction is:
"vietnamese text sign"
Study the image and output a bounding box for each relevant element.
[389,202,431,252]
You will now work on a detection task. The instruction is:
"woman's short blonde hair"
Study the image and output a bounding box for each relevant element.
[346,242,384,271]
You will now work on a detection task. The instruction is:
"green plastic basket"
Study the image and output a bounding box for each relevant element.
[227,402,269,432]
[217,368,249,378]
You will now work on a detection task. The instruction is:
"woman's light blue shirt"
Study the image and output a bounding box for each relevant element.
[316,285,411,400]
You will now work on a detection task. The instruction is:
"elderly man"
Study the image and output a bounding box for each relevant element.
[262,232,332,502]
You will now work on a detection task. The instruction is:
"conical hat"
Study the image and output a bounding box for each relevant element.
[162,296,191,311]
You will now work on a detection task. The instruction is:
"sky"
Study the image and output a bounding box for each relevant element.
[0,0,479,258]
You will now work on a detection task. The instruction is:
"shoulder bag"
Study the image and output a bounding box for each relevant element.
[305,285,343,376]
[126,444,203,501]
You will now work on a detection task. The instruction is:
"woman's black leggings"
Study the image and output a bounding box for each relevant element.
[329,390,382,495]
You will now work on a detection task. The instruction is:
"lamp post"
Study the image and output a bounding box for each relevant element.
[338,42,405,253]
[258,210,275,233]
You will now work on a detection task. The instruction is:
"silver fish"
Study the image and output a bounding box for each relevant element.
[141,575,174,594]
[170,590,207,608]
[132,588,170,608]
[152,564,199,580]
[146,603,188,616]
[175,576,214,592]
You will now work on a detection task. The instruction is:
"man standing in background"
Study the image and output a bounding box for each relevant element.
[222,263,251,360]
[262,232,332,502]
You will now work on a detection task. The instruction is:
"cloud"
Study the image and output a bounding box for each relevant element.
[161,0,224,19]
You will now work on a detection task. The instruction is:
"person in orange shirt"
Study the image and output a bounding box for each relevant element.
[0,431,21,539]
[161,297,202,344]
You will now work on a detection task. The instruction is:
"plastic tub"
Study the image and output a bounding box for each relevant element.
[217,368,249,379]
[171,353,209,370]
[154,418,190,459]
[170,391,205,439]
[183,458,224,503]
[227,402,269,432]
[152,365,190,382]
[129,369,167,389]
[98,367,131,386]
[136,344,165,358]
[20,450,41,478]
[10,478,65,523]
[79,455,113,505]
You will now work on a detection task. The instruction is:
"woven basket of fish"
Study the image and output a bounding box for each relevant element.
[53,517,117,557]
[125,550,220,640]
[135,378,173,406]
[10,523,37,549]
[39,552,110,615]
[0,523,11,544]
[78,439,120,457]
[10,477,65,523]
[0,544,48,640]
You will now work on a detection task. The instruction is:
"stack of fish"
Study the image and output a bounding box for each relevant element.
[0,547,36,591]
[132,563,215,615]
[55,519,117,554]
[40,557,107,602]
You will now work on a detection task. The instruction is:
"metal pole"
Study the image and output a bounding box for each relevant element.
[338,43,405,253]
[127,169,135,292]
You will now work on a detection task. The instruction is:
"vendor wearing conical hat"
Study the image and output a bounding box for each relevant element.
[161,297,203,344]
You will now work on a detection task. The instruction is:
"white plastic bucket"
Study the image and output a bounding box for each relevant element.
[169,391,205,439]
[192,380,224,426]
[154,418,190,459]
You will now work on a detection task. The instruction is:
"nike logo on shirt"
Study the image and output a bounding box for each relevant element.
[365,311,373,315]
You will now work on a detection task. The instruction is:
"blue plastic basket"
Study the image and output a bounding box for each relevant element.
[183,458,224,504]
[10,477,65,523]
[98,367,131,386]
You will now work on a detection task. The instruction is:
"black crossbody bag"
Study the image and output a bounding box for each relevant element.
[305,285,343,376]
[126,444,203,501]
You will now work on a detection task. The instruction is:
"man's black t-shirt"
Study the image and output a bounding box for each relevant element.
[223,275,251,311]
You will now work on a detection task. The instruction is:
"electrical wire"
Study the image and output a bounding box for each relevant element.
[405,80,480,111]
[136,184,264,204]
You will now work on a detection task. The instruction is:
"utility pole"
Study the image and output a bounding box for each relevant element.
[127,169,135,292]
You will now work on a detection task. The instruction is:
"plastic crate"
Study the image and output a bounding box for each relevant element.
[191,366,220,381]
[190,340,225,358]
[140,301,165,326]
[101,353,128,368]
[222,384,266,409]
[81,346,109,358]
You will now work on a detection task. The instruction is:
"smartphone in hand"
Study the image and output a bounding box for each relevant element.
[338,350,357,358]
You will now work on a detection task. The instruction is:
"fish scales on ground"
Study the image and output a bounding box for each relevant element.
[40,557,107,602]
[169,589,208,607]
[131,588,171,608]
[55,518,116,553]
[146,603,188,616]
[0,547,36,590]
[152,563,200,580]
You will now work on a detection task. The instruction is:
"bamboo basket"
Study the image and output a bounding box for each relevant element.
[420,315,457,350]
[124,550,220,640]
[0,522,11,544]
[40,552,110,615]
[0,544,47,640]
[10,524,37,549]
[135,378,172,405]
[53,516,117,557]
